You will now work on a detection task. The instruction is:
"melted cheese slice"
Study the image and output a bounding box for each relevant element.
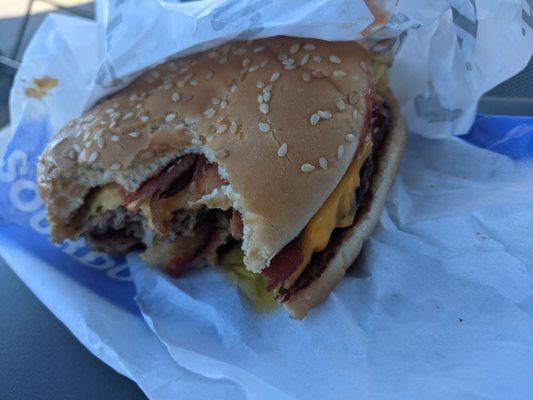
[283,136,374,288]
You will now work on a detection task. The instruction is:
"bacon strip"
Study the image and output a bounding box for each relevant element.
[262,237,304,292]
[193,157,228,196]
[149,192,167,235]
[166,258,189,278]
[124,154,197,205]
[230,210,244,239]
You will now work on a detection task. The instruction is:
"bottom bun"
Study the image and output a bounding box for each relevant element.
[285,94,406,319]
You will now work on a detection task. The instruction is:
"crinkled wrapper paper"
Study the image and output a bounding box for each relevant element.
[2,0,533,398]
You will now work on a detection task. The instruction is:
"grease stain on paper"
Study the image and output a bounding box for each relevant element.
[24,76,58,99]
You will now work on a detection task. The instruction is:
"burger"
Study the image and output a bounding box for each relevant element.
[37,36,406,318]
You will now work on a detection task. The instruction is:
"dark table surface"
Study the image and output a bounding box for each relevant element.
[0,258,147,400]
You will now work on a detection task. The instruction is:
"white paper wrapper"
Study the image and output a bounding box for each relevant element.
[2,1,533,398]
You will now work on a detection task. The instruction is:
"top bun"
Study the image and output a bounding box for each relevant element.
[37,36,375,272]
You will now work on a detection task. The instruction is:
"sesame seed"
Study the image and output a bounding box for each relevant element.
[163,82,172,90]
[333,70,347,77]
[233,48,247,55]
[203,108,216,118]
[257,95,264,104]
[171,92,181,102]
[230,121,238,134]
[129,131,140,138]
[302,72,311,82]
[329,55,342,64]
[373,127,380,134]
[220,101,227,109]
[215,149,229,159]
[123,112,134,120]
[282,57,295,66]
[348,94,358,105]
[219,56,228,65]
[205,70,214,80]
[301,163,315,173]
[211,97,220,105]
[257,80,265,88]
[190,79,198,86]
[106,107,114,114]
[183,94,193,102]
[109,121,117,128]
[312,55,322,63]
[277,143,287,157]
[345,133,357,143]
[97,138,105,148]
[278,53,288,61]
[337,145,345,160]
[242,58,251,67]
[254,46,266,53]
[217,114,226,122]
[290,43,300,54]
[230,83,238,93]
[259,103,270,114]
[191,138,202,146]
[88,151,99,163]
[359,61,367,71]
[300,53,310,66]
[177,80,185,88]
[264,84,272,92]
[310,113,320,125]
[78,149,87,161]
[312,70,325,78]
[93,130,103,141]
[184,72,193,82]
[317,110,332,119]
[263,91,271,102]
[110,162,121,171]
[111,135,120,142]
[304,43,316,51]
[165,113,176,122]
[260,59,269,68]
[135,103,142,109]
[335,97,346,111]
[68,150,77,160]
[73,143,82,153]
[259,122,270,132]
[85,140,92,148]
[270,72,281,82]
[206,134,214,142]
[129,94,138,101]
[216,124,228,134]
[284,65,296,70]
[319,157,328,170]
[353,110,358,120]
[222,93,228,101]
[249,65,260,72]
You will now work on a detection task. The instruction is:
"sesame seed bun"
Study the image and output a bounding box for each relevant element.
[37,36,377,273]
[286,91,406,318]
